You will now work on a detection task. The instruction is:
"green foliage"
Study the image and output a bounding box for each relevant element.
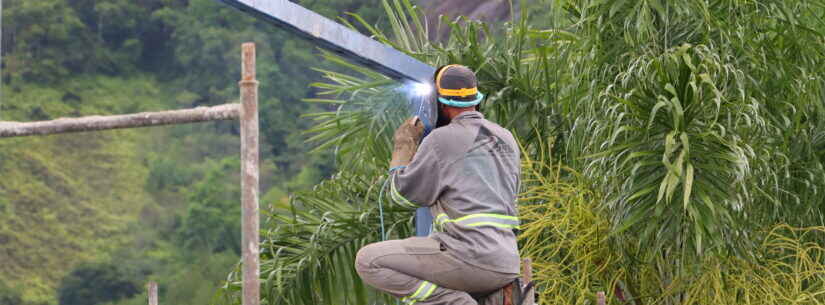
[518,155,825,305]
[57,262,142,305]
[560,0,825,266]
[591,44,758,256]
[108,251,239,305]
[155,252,240,305]
[3,0,93,82]
[0,279,23,305]
[242,0,825,305]
[220,165,411,305]
[0,79,157,302]
[178,157,242,254]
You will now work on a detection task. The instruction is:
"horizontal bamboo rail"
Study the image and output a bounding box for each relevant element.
[0,103,239,138]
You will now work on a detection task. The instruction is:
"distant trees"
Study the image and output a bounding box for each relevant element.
[57,262,142,305]
[178,157,242,254]
[0,279,23,305]
[3,0,93,82]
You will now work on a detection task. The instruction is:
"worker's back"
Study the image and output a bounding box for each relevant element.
[392,110,521,275]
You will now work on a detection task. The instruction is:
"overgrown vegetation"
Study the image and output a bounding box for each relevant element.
[226,0,825,304]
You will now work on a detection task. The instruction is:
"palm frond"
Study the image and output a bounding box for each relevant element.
[220,166,415,305]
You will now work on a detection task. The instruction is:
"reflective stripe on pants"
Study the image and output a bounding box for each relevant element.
[403,280,438,305]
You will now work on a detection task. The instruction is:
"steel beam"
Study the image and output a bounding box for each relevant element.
[216,0,435,83]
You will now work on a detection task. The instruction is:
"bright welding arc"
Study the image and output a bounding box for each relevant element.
[401,81,432,97]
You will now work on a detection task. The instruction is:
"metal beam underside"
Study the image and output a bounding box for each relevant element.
[217,0,435,83]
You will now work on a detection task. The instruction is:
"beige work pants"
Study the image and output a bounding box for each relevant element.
[355,237,518,305]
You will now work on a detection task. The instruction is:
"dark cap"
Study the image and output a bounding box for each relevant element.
[435,65,478,101]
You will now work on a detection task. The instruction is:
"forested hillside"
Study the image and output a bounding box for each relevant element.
[0,0,388,304]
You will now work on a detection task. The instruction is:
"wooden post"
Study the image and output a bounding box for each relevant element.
[522,258,534,305]
[0,104,239,138]
[597,291,606,305]
[239,42,260,305]
[1,0,3,120]
[147,282,158,305]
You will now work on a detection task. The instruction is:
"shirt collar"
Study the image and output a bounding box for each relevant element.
[454,111,484,120]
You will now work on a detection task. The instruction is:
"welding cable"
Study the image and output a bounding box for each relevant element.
[379,166,406,240]
[377,175,391,241]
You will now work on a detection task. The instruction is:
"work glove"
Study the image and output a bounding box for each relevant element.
[390,116,424,169]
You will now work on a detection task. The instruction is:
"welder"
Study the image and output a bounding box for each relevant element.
[355,65,523,305]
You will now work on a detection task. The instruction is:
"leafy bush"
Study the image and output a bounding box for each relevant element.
[178,157,242,254]
[519,153,825,305]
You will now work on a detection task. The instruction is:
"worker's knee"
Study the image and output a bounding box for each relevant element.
[356,240,408,285]
[355,243,379,277]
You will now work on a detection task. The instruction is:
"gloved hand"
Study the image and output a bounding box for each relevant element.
[390,116,424,169]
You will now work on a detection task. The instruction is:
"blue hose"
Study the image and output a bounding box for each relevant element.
[378,176,391,241]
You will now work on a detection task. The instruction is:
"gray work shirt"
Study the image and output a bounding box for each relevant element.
[391,111,521,274]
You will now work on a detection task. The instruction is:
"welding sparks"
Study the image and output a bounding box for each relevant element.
[406,82,433,97]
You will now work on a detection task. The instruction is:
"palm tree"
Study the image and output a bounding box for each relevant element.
[220,1,825,304]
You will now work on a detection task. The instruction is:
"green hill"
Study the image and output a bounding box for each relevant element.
[0,77,164,303]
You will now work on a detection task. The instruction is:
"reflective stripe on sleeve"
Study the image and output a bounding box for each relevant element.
[435,213,520,230]
[390,173,419,209]
[402,280,438,305]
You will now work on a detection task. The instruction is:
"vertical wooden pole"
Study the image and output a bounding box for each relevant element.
[597,291,606,305]
[240,42,260,305]
[522,258,534,305]
[1,0,4,119]
[147,282,158,305]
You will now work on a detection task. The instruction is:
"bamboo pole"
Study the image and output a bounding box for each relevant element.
[239,42,260,305]
[0,104,239,138]
[147,282,158,305]
[597,291,606,305]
